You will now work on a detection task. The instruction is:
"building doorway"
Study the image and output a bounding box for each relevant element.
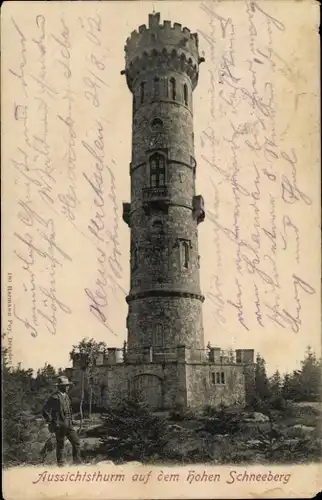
[131,374,163,409]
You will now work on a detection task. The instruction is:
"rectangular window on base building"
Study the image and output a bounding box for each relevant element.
[212,372,226,385]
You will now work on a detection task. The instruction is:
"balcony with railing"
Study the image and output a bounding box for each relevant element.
[71,346,254,368]
[142,186,170,212]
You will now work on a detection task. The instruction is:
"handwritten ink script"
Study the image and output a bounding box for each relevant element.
[1,1,319,372]
[2,4,127,367]
[198,1,319,349]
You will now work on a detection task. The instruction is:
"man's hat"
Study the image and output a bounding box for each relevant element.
[54,376,73,386]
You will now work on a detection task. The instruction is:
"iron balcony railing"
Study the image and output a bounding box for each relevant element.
[142,186,170,203]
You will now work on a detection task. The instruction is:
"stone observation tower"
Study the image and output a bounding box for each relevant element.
[68,13,254,411]
[121,11,206,355]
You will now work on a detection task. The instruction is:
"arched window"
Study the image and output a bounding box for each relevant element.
[140,82,146,104]
[183,84,188,106]
[154,323,164,346]
[149,153,166,187]
[154,77,160,98]
[150,117,163,132]
[170,77,176,100]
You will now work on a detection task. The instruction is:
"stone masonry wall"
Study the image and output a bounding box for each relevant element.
[185,364,246,408]
[67,362,246,411]
[127,296,204,349]
[131,79,194,169]
[68,362,187,410]
[130,206,201,294]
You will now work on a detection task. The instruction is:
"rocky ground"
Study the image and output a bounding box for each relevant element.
[15,402,322,466]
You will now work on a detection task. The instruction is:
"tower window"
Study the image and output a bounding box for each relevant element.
[180,240,190,269]
[154,77,160,98]
[153,323,164,346]
[150,117,163,132]
[131,243,138,270]
[212,372,226,385]
[183,84,188,106]
[140,82,146,104]
[164,78,169,97]
[149,153,166,187]
[170,77,176,100]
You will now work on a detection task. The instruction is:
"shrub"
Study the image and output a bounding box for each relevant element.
[2,363,37,466]
[203,405,215,417]
[3,410,36,466]
[169,406,196,421]
[268,395,287,411]
[201,408,242,436]
[210,436,261,464]
[96,397,170,463]
[270,435,322,463]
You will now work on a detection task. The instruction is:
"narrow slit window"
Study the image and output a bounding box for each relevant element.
[221,372,226,384]
[183,84,188,106]
[132,243,138,270]
[183,242,189,268]
[181,241,190,269]
[164,78,169,97]
[154,323,164,346]
[216,372,221,384]
[140,82,146,104]
[154,77,160,98]
[170,77,176,100]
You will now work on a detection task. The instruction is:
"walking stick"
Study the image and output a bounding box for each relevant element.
[79,369,85,435]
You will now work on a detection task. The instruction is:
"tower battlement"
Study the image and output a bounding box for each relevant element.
[123,12,204,91]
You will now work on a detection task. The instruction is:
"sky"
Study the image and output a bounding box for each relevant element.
[2,0,320,377]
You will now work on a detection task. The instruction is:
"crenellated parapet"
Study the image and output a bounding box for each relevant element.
[121,12,205,92]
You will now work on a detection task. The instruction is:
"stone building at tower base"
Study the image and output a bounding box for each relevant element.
[66,346,255,411]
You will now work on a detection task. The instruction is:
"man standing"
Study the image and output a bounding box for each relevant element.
[42,376,81,467]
